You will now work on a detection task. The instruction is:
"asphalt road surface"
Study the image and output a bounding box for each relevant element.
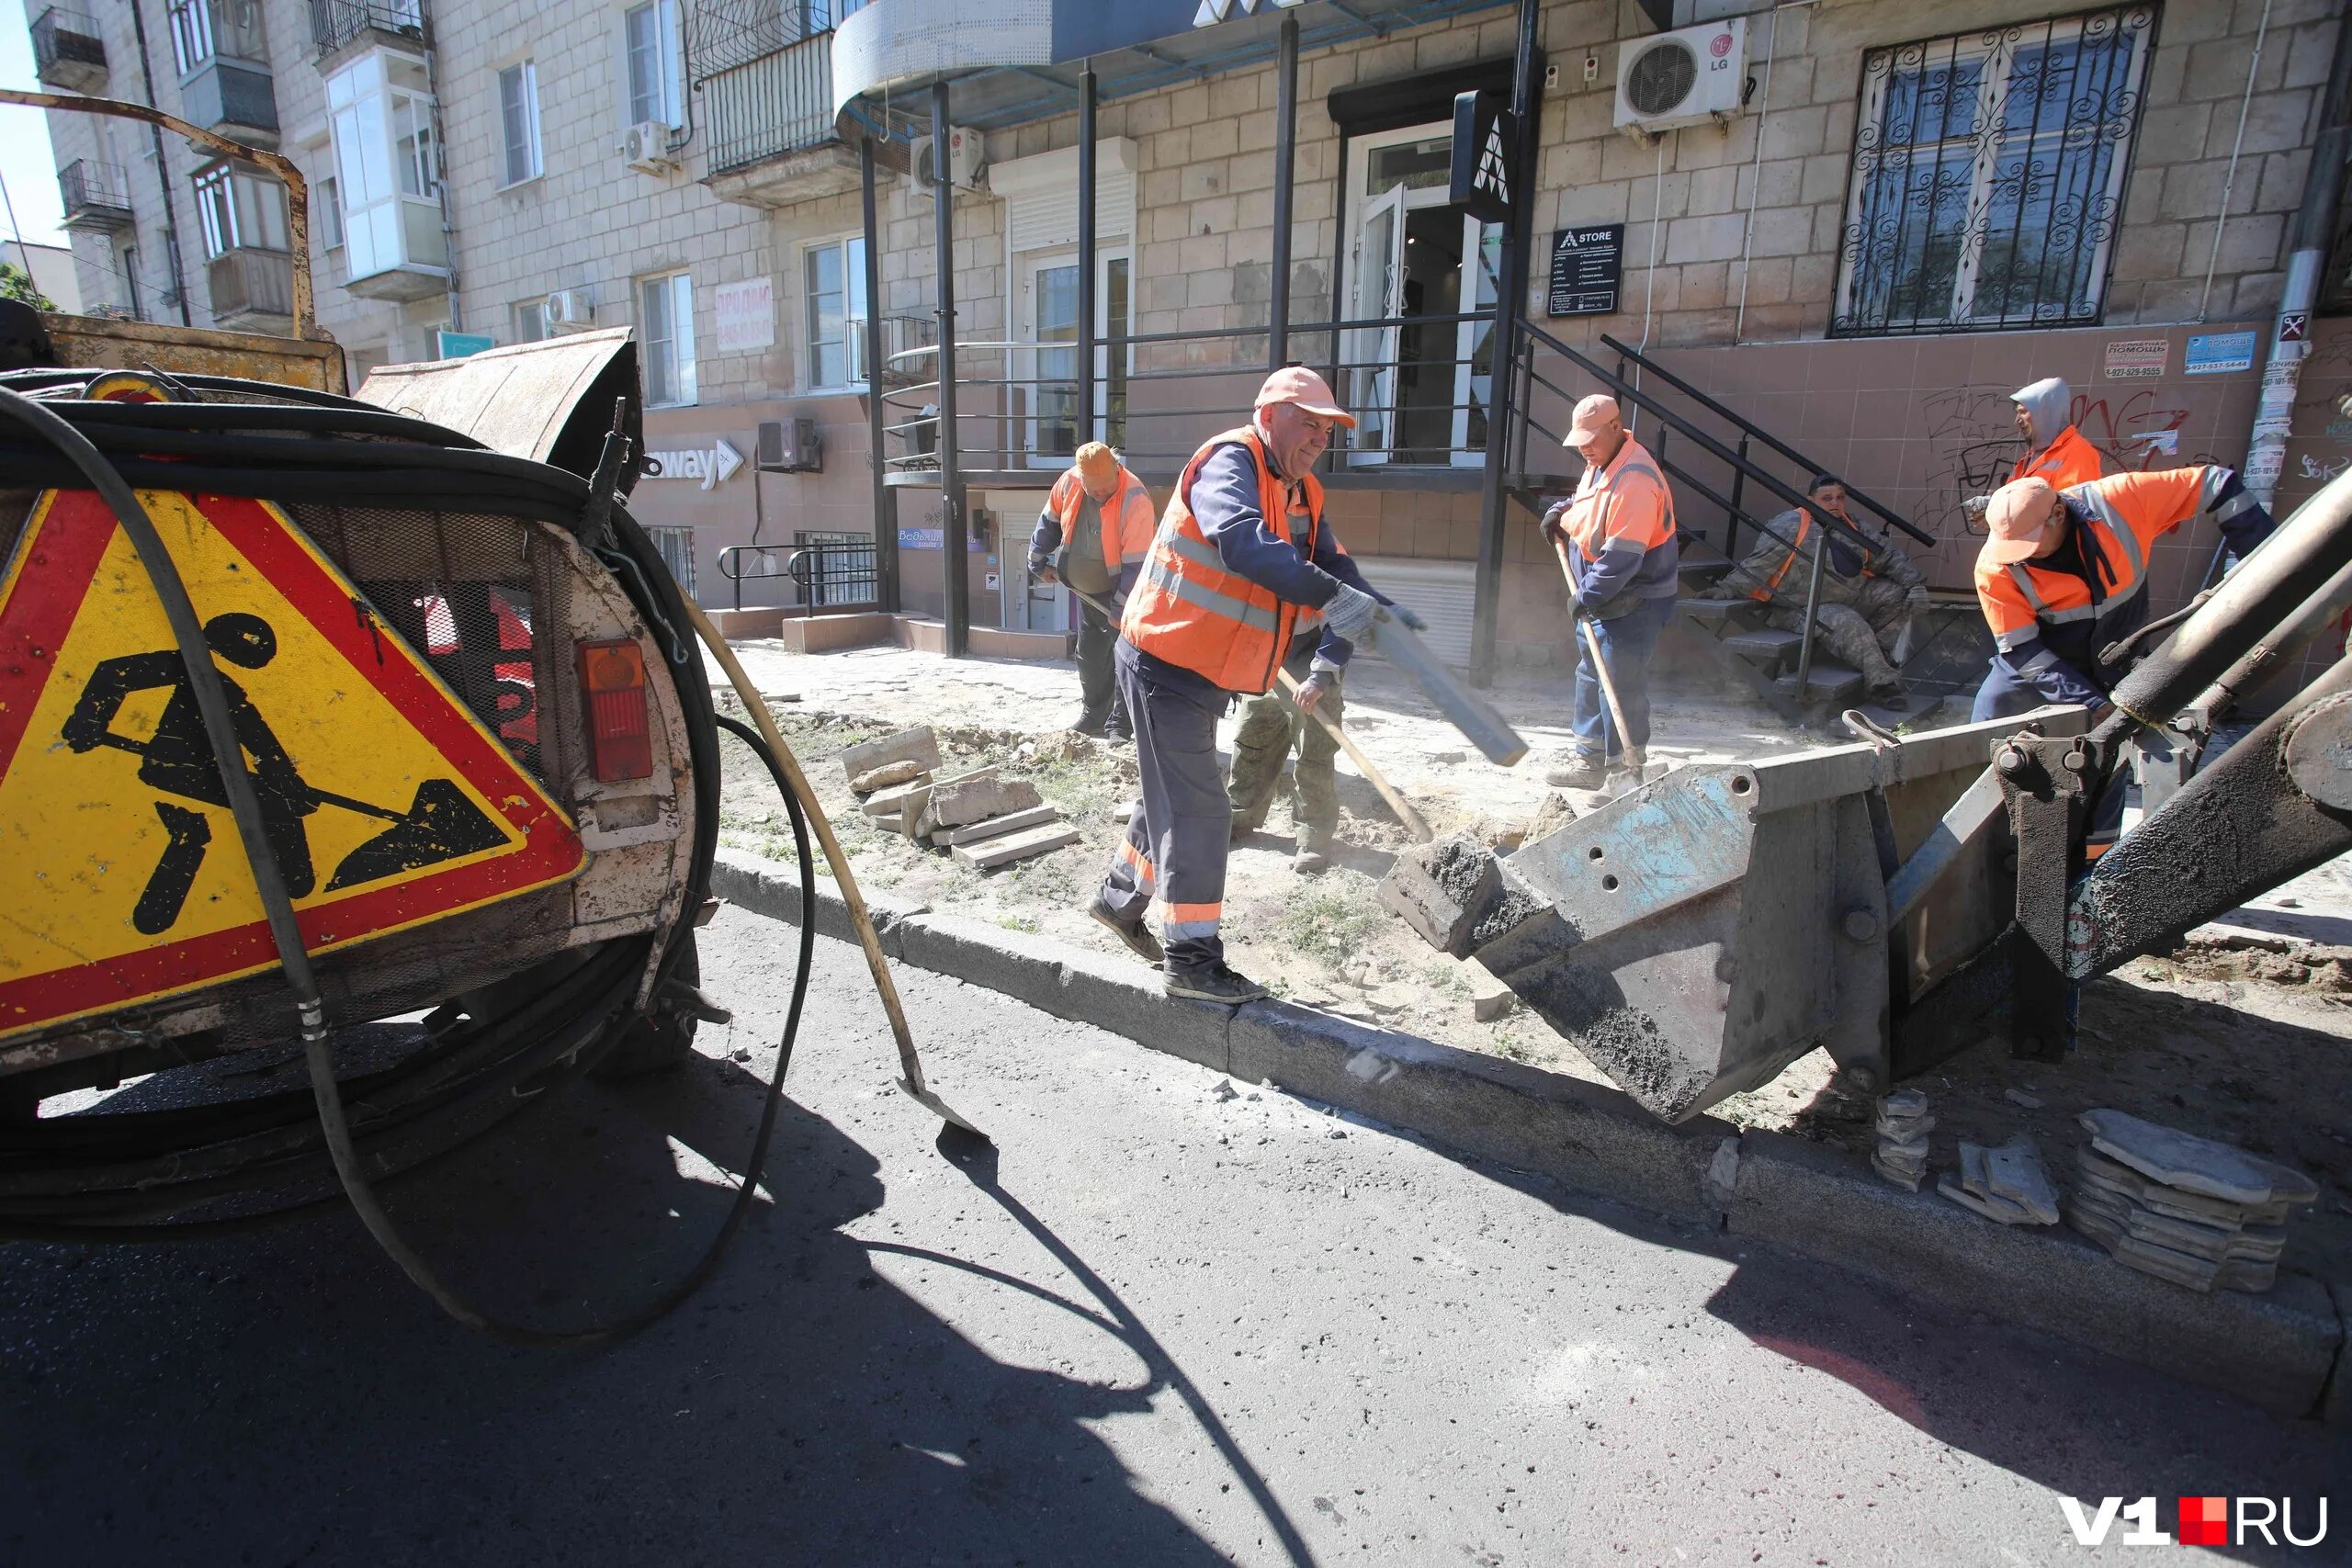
[2,903,2343,1566]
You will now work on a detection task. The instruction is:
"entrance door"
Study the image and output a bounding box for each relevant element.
[1346,183,1406,465]
[1023,248,1133,467]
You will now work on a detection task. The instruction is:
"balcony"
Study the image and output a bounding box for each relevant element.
[207,245,294,328]
[182,61,281,143]
[310,0,424,66]
[59,160,134,232]
[31,8,107,92]
[700,31,859,209]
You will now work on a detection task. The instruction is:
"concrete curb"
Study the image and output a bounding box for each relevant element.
[708,846,2347,1421]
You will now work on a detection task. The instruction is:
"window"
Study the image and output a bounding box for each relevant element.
[639,272,695,407]
[191,162,289,258]
[395,92,439,197]
[326,50,449,282]
[1833,6,2155,337]
[119,244,142,319]
[625,0,684,128]
[514,297,550,343]
[499,62,543,186]
[318,175,344,251]
[649,526,695,595]
[803,234,865,389]
[168,0,215,73]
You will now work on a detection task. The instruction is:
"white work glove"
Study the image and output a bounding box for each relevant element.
[1962,494,1992,524]
[1324,583,1378,642]
[1387,602,1428,631]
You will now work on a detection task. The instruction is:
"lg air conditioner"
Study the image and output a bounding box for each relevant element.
[756,417,821,473]
[545,288,595,332]
[1615,18,1747,141]
[620,120,678,175]
[905,127,988,195]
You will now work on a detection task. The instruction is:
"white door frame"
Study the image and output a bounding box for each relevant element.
[1014,244,1133,469]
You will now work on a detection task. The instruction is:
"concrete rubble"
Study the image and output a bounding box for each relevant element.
[838,725,941,784]
[2063,1110,2320,1294]
[1871,1089,1932,1191]
[1938,1134,2058,1226]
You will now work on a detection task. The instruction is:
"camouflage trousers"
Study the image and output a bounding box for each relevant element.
[1227,645,1343,833]
[1765,599,1905,692]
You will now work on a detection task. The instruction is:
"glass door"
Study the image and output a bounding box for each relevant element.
[1028,255,1080,465]
[1345,183,1406,467]
[1453,218,1504,466]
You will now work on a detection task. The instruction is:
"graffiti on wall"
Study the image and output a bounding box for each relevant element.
[1917,384,2211,540]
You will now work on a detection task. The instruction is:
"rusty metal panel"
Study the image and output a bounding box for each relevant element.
[355,329,642,483]
[41,314,345,394]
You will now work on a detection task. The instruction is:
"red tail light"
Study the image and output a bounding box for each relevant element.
[576,638,653,782]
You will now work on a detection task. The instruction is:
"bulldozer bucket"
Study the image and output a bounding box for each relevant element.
[1382,708,2088,1122]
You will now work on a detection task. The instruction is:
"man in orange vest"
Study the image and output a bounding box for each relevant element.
[1966,378,2106,523]
[1540,394,1680,791]
[1089,367,1417,1004]
[1714,473,1925,707]
[1028,441,1157,740]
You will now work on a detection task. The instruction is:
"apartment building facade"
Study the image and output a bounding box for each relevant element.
[24,0,2352,673]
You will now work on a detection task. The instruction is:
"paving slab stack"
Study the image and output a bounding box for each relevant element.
[2064,1109,2320,1293]
[1871,1090,1932,1191]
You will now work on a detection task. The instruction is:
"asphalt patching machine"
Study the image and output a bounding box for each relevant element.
[1384,469,2352,1123]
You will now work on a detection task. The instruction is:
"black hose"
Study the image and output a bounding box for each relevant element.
[0,388,819,1345]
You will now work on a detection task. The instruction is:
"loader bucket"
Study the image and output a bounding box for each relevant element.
[1381,710,2087,1122]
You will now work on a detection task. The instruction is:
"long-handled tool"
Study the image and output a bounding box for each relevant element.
[1060,582,1434,844]
[1548,540,1638,776]
[684,596,988,1139]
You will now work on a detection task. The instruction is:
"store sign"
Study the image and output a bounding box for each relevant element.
[1450,90,1517,228]
[1546,226,1624,317]
[713,277,775,355]
[647,436,744,490]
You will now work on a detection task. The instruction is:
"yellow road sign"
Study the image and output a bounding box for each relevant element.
[0,487,585,1041]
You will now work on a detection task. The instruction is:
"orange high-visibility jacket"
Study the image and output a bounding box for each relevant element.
[1043,463,1156,572]
[1974,466,2245,654]
[1121,426,1329,694]
[2011,424,2106,491]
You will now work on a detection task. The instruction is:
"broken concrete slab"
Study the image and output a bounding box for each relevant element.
[914,771,1039,838]
[838,725,939,784]
[1466,960,1517,1022]
[2078,1109,2290,1206]
[935,803,1060,848]
[1981,1134,2060,1225]
[850,758,927,795]
[953,822,1082,870]
[1378,834,1500,958]
[861,778,931,820]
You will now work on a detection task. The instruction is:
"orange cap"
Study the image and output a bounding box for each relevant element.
[1074,441,1118,488]
[1982,478,2061,566]
[1254,366,1357,428]
[1564,393,1622,449]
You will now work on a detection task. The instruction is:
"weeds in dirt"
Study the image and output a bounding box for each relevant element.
[1276,876,1389,965]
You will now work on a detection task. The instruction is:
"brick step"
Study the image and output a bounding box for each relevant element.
[1674,597,1746,628]
[1723,626,1804,671]
[1777,660,1864,706]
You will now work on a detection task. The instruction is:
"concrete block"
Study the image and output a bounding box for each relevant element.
[839,726,939,784]
[894,912,1065,1006]
[1227,1001,1733,1224]
[1726,1129,2344,1419]
[936,803,1060,847]
[1378,833,1504,958]
[1047,946,1231,1072]
[952,822,1081,869]
[861,778,931,819]
[850,758,926,795]
[915,771,1039,837]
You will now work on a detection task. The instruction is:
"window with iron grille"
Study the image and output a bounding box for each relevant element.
[639,271,696,407]
[1832,6,2156,337]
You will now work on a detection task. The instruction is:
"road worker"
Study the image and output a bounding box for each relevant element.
[1089,367,1421,1003]
[1966,378,2106,523]
[1714,473,1927,709]
[1028,441,1157,741]
[1540,394,1679,792]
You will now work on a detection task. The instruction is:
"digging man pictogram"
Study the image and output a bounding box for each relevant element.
[63,611,508,933]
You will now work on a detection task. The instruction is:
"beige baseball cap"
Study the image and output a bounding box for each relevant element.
[1982,478,2062,565]
[1074,441,1118,487]
[1564,393,1622,449]
[1255,366,1357,428]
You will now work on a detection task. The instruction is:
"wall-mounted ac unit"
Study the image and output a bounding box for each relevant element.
[757,417,821,473]
[904,127,987,196]
[620,119,677,175]
[545,288,595,332]
[1615,17,1747,141]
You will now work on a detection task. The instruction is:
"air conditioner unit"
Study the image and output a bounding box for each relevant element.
[905,127,988,195]
[1614,17,1747,141]
[620,119,677,175]
[757,417,822,473]
[545,288,595,332]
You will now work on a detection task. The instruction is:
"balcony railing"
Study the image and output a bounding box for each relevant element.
[850,313,937,389]
[310,0,423,60]
[32,8,107,90]
[59,160,134,231]
[705,30,834,175]
[207,246,294,322]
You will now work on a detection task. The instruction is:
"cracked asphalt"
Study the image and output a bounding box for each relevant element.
[1,902,2342,1566]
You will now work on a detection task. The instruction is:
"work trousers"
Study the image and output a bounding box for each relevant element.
[1074,594,1131,735]
[1227,641,1343,834]
[1764,602,1901,692]
[1972,659,2130,846]
[1570,595,1675,761]
[1097,641,1231,973]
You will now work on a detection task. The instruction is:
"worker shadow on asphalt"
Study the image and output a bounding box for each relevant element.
[0,1056,1245,1564]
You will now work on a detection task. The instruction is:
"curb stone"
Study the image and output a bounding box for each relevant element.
[710,846,2347,1423]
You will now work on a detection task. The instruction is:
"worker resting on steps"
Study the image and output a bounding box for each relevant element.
[1712,472,1928,709]
[1966,377,2106,523]
[1087,367,1423,1006]
[1972,465,2276,852]
[1540,394,1679,793]
[1028,441,1156,742]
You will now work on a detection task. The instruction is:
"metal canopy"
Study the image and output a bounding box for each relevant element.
[837,0,1510,139]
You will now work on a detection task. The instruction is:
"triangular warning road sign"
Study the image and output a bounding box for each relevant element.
[0,487,585,1042]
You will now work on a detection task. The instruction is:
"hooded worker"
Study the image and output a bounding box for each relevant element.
[2008,378,2105,491]
[1028,441,1156,740]
[1088,367,1423,1005]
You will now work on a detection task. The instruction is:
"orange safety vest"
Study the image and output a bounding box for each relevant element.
[1122,426,1325,694]
[2011,424,2105,491]
[1046,464,1152,572]
[1748,507,1873,604]
[1973,466,2236,653]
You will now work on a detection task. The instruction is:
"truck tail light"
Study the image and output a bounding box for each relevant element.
[576,638,653,782]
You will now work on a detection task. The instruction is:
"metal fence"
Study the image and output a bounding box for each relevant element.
[704,31,834,175]
[716,536,877,613]
[31,8,106,82]
[310,0,424,58]
[58,160,131,224]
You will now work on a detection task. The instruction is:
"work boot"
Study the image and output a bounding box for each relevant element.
[1165,963,1268,1006]
[1293,824,1336,875]
[1603,748,1666,792]
[1087,897,1164,964]
[1866,685,1909,712]
[1544,750,1606,789]
[1069,707,1109,738]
